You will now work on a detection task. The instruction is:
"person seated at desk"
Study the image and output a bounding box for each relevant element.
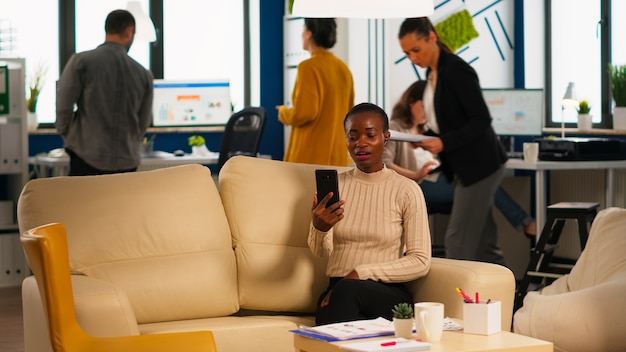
[383,81,536,241]
[309,102,431,325]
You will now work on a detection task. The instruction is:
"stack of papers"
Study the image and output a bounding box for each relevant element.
[297,317,395,341]
[340,337,431,351]
[389,130,434,143]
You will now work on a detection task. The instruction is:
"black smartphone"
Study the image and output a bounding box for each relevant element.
[315,169,340,208]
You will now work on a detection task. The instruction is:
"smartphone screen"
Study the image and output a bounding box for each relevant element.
[315,169,340,208]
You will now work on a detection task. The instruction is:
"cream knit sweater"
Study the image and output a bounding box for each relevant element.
[308,167,432,282]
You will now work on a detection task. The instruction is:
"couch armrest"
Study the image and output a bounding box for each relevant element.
[513,272,626,352]
[23,275,140,352]
[407,258,515,331]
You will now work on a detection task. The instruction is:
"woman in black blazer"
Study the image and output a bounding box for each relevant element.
[397,17,508,266]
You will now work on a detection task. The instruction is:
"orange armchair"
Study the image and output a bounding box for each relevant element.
[20,223,217,352]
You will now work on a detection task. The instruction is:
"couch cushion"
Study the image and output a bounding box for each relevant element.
[18,164,239,323]
[219,156,347,313]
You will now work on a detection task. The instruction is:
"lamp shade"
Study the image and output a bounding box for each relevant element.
[561,82,578,107]
[126,1,157,42]
[291,0,434,18]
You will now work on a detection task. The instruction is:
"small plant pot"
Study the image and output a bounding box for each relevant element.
[577,113,592,131]
[191,144,211,156]
[393,317,414,339]
[614,107,626,130]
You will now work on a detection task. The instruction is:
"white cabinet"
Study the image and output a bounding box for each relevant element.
[0,57,30,287]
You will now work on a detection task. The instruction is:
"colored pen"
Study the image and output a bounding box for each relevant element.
[475,292,479,304]
[455,287,472,303]
[459,288,473,303]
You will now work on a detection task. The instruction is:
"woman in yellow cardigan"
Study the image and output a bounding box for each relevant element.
[276,18,354,166]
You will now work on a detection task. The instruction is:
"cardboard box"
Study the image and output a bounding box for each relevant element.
[463,300,501,335]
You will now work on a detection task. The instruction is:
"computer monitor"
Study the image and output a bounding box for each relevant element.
[483,88,544,136]
[152,79,231,127]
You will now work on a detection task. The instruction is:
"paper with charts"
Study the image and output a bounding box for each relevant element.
[298,317,395,340]
[389,130,434,143]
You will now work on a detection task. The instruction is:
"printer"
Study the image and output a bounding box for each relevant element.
[536,137,626,161]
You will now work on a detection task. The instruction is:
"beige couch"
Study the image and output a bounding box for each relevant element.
[18,156,515,352]
[513,207,626,352]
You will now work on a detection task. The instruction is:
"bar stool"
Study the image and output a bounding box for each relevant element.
[427,202,452,258]
[514,201,599,311]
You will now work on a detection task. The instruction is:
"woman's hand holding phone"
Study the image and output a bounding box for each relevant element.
[312,192,345,232]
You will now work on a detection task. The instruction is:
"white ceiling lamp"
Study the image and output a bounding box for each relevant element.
[291,0,434,18]
[126,1,157,42]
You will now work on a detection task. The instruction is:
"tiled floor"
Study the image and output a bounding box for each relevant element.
[0,286,24,352]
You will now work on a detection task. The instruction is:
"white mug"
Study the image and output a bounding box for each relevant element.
[414,302,444,342]
[523,142,539,163]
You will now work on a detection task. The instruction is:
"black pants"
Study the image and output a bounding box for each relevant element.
[315,277,413,325]
[67,149,137,176]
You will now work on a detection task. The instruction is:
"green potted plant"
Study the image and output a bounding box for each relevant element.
[576,100,592,130]
[26,60,47,131]
[26,61,47,113]
[391,303,414,339]
[609,64,626,129]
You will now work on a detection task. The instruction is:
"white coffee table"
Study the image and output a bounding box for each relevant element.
[294,327,553,352]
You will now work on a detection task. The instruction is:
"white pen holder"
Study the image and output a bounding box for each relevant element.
[462,300,501,335]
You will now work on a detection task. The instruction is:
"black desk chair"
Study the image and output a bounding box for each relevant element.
[218,107,267,172]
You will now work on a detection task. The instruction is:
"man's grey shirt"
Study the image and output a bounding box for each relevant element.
[56,41,153,171]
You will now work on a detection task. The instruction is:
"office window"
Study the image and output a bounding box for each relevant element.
[75,0,151,68]
[612,0,626,65]
[0,0,59,123]
[550,1,601,126]
[162,1,244,112]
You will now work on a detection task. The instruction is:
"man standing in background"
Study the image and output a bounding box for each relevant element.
[56,9,153,176]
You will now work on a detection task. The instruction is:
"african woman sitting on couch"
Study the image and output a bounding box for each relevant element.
[308,102,431,325]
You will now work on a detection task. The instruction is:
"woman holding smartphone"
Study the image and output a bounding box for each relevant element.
[397,17,508,266]
[309,103,431,325]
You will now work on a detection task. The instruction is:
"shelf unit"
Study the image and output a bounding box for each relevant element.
[0,57,30,287]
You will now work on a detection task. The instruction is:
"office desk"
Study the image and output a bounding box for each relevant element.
[32,151,219,177]
[505,158,626,232]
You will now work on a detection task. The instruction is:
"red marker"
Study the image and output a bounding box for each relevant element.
[475,292,479,304]
[380,341,397,346]
[380,339,414,347]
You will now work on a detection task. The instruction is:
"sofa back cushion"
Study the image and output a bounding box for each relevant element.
[18,164,239,323]
[219,156,345,313]
[564,207,626,289]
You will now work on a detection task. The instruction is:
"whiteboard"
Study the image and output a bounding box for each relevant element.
[483,89,544,136]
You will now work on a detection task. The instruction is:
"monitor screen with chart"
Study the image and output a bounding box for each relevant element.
[152,80,231,127]
[483,88,544,136]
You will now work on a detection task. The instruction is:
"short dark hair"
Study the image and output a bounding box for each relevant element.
[304,18,337,49]
[344,102,390,132]
[105,10,135,35]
